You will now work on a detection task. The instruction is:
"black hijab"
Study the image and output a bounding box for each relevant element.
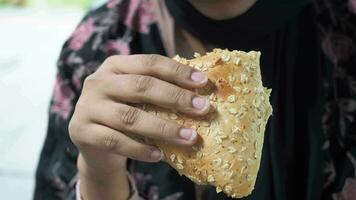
[165,0,311,50]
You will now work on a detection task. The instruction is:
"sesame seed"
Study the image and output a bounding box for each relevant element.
[197,151,204,158]
[216,187,222,193]
[235,57,241,65]
[240,73,248,84]
[195,62,203,68]
[227,171,234,179]
[234,86,242,93]
[219,134,228,139]
[232,125,241,134]
[176,164,184,169]
[228,74,236,82]
[229,108,238,115]
[203,61,212,67]
[201,121,210,127]
[168,113,178,120]
[222,161,230,169]
[180,58,188,65]
[208,175,215,182]
[170,154,176,162]
[194,52,201,58]
[221,54,231,62]
[247,158,254,166]
[253,98,261,108]
[242,134,249,142]
[254,87,264,94]
[247,174,254,181]
[242,87,250,94]
[213,158,222,166]
[227,95,237,103]
[225,185,232,193]
[177,155,184,164]
[215,137,223,144]
[214,149,220,154]
[230,137,238,143]
[228,146,237,153]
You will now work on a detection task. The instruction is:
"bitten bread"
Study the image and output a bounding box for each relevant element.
[142,49,272,198]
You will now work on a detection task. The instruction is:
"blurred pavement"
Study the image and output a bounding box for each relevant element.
[0,6,84,199]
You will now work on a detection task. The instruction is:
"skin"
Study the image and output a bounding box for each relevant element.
[69,1,257,199]
[189,0,257,20]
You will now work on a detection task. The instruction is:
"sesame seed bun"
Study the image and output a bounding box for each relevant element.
[142,49,272,198]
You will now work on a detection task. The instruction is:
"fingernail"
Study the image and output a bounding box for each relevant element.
[179,128,197,141]
[191,71,207,83]
[192,96,210,111]
[150,149,163,161]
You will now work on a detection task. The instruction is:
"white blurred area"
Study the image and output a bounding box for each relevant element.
[0,1,106,199]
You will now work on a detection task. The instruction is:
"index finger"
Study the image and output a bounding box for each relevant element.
[104,54,208,89]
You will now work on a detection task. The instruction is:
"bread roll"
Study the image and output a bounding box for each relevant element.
[142,49,272,198]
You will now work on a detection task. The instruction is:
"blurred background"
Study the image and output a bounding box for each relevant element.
[0,0,103,199]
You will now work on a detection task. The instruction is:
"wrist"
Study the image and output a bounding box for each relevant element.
[78,154,130,200]
[78,153,127,184]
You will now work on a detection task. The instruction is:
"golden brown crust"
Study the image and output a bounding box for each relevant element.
[142,49,272,198]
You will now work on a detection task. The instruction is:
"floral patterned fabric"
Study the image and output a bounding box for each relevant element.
[314,0,356,199]
[34,0,356,199]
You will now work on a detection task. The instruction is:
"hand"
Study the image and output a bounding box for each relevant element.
[69,54,210,174]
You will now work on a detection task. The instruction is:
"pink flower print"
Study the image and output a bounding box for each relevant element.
[124,0,157,33]
[321,33,355,63]
[51,75,75,119]
[107,0,122,8]
[69,18,95,51]
[349,0,356,14]
[106,39,130,55]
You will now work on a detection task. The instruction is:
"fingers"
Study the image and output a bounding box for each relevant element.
[103,74,210,115]
[70,123,163,163]
[104,54,208,89]
[87,102,198,145]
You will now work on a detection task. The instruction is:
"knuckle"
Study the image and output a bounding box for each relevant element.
[68,119,87,148]
[104,55,120,66]
[83,74,98,88]
[174,63,187,76]
[168,88,186,106]
[102,133,121,151]
[141,54,160,68]
[134,75,154,93]
[119,107,140,127]
[157,120,169,136]
[68,118,79,138]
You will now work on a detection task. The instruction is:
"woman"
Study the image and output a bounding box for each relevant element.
[34,0,356,199]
